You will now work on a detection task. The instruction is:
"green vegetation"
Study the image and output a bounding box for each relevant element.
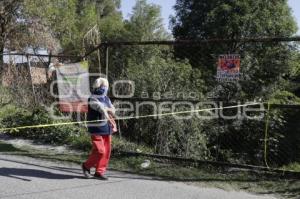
[1,0,300,169]
[0,84,153,152]
[0,0,123,57]
[169,0,300,167]
[0,105,152,153]
[282,163,300,172]
[0,1,299,198]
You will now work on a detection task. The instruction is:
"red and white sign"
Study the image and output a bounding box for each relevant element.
[216,54,241,82]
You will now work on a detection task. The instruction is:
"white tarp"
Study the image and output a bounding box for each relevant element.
[56,61,90,112]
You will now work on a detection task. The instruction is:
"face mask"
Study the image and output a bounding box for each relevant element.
[94,86,108,96]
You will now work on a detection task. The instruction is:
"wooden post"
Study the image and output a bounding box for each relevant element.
[26,55,37,104]
[105,46,109,78]
[97,49,101,74]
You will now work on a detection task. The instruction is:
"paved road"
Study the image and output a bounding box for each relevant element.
[0,154,276,199]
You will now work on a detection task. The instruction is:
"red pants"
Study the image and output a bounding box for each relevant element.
[84,135,112,174]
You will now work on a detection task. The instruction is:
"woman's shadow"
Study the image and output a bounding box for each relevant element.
[0,167,84,182]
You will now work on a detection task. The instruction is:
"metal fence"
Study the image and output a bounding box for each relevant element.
[1,37,300,172]
[92,38,300,170]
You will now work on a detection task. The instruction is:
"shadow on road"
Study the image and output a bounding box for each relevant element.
[0,157,86,181]
[0,167,81,181]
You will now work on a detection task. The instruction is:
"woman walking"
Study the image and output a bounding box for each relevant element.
[82,77,116,180]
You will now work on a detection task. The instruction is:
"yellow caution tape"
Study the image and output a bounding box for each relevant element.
[0,102,263,132]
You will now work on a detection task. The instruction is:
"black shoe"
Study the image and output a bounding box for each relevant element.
[94,172,108,180]
[81,163,92,178]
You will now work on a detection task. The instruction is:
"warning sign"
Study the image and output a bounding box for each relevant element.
[216,54,241,82]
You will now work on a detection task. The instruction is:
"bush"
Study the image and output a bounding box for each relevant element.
[155,116,209,159]
[0,105,154,153]
[1,106,85,145]
[69,132,153,153]
[69,131,91,151]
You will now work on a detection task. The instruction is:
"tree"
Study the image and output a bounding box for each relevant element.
[24,0,123,55]
[171,0,300,166]
[108,0,172,80]
[0,0,23,69]
[77,0,124,41]
[124,0,170,41]
[171,0,298,99]
[105,0,207,157]
[172,0,297,40]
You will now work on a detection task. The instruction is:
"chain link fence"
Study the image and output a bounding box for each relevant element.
[1,38,299,171]
[99,40,300,169]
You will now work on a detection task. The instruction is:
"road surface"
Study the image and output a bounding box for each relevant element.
[0,154,276,199]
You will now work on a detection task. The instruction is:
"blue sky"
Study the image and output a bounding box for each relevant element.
[121,0,300,34]
[288,0,300,34]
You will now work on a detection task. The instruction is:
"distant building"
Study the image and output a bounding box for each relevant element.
[2,48,50,86]
[3,48,50,64]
